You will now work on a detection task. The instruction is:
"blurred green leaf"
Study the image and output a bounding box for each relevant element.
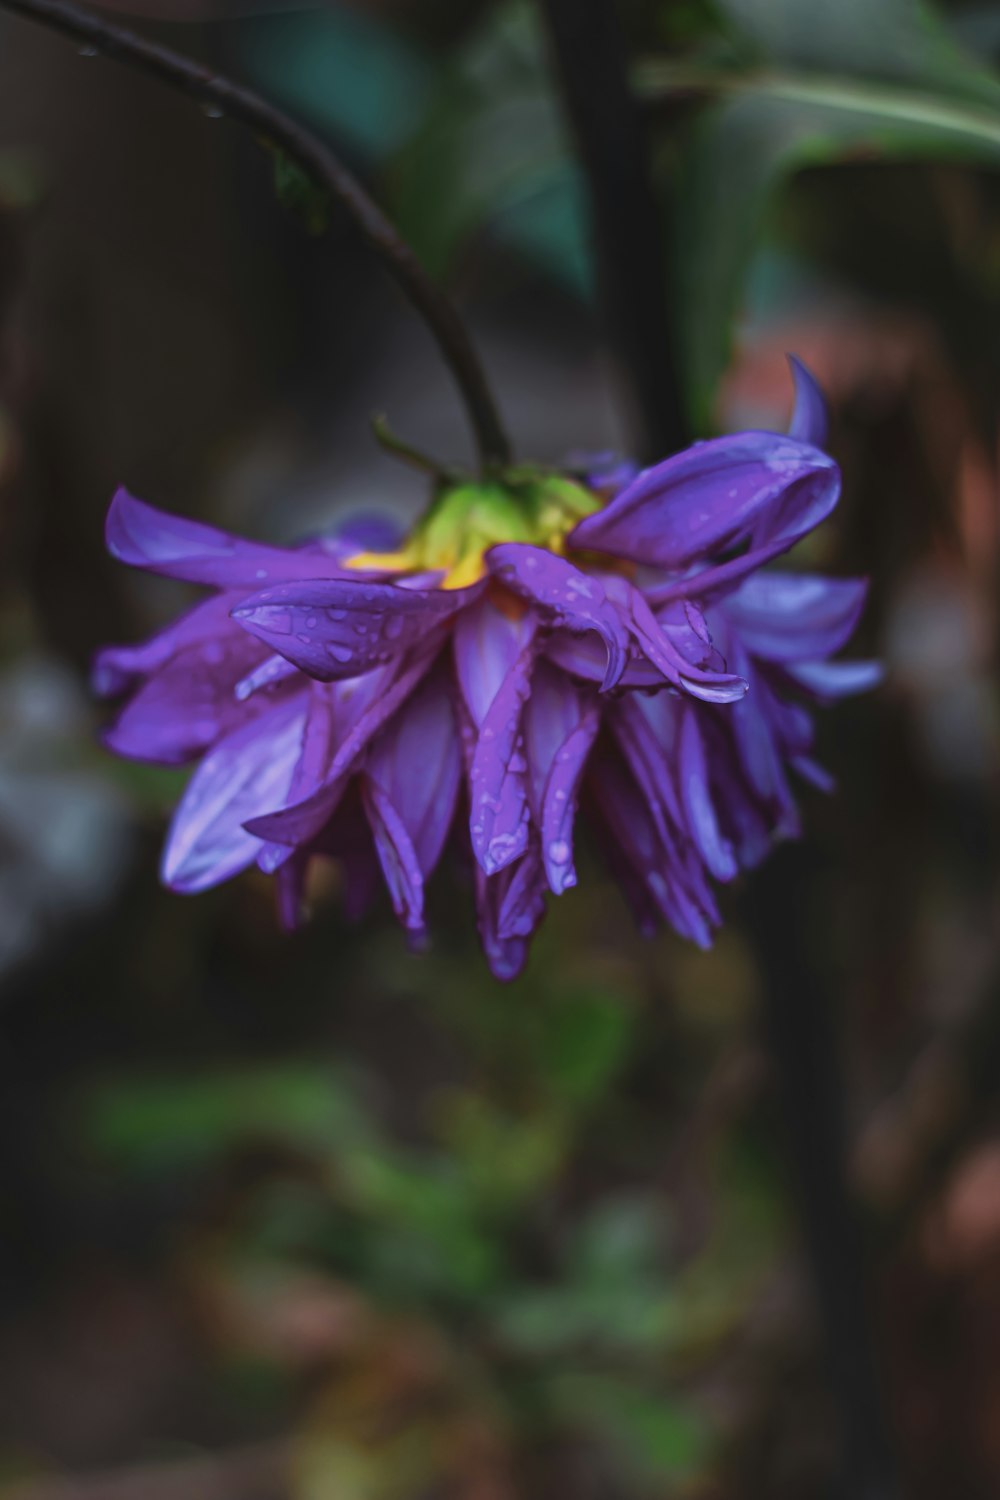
[643,0,1000,415]
[87,1063,371,1170]
[644,62,1000,416]
[392,1,592,293]
[545,1373,709,1479]
[239,5,432,161]
[712,0,1000,104]
[0,149,45,212]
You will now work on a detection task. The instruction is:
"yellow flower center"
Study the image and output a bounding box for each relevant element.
[345,474,603,589]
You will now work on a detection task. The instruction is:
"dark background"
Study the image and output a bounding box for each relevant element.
[1,1,999,1495]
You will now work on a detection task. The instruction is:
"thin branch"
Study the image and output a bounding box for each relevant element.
[537,0,689,462]
[0,0,512,471]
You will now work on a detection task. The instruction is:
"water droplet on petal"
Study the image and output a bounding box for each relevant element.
[548,839,571,867]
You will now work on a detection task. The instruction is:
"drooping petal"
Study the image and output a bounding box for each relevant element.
[787,355,829,448]
[161,694,308,893]
[244,637,446,847]
[678,707,738,882]
[569,431,839,570]
[93,593,242,699]
[486,544,630,692]
[102,626,269,765]
[472,849,546,982]
[784,659,884,698]
[361,780,426,932]
[365,663,462,886]
[468,630,537,876]
[106,489,353,589]
[453,594,536,727]
[586,740,717,949]
[720,573,868,663]
[523,663,600,895]
[230,577,481,682]
[607,579,748,704]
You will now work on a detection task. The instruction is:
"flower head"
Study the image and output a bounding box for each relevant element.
[96,359,877,979]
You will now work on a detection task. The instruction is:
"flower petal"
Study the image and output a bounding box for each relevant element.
[244,639,445,847]
[787,355,829,448]
[678,707,738,882]
[102,627,269,766]
[365,664,461,881]
[569,431,839,569]
[161,694,308,893]
[93,593,241,699]
[106,489,350,588]
[721,573,868,663]
[785,659,884,698]
[453,595,536,729]
[609,580,748,703]
[468,630,537,876]
[486,544,629,692]
[361,779,426,933]
[231,577,480,682]
[523,663,600,895]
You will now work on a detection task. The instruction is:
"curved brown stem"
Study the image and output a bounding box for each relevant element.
[0,0,512,471]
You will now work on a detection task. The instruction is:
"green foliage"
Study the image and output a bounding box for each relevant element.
[643,0,1000,418]
[391,3,592,292]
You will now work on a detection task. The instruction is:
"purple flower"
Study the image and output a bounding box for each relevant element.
[96,359,877,979]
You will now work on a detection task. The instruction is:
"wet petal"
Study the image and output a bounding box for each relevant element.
[523,663,600,895]
[162,694,308,893]
[365,664,461,880]
[93,593,240,699]
[362,780,425,932]
[609,579,748,703]
[453,594,536,728]
[103,625,268,765]
[245,638,445,847]
[231,577,480,682]
[487,544,629,692]
[570,431,838,569]
[468,630,537,876]
[106,489,349,589]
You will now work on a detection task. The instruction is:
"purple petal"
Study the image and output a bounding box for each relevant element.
[231,577,480,682]
[473,852,546,981]
[569,431,839,570]
[468,630,537,876]
[102,625,269,766]
[785,659,884,698]
[106,489,351,589]
[361,780,426,933]
[161,694,308,893]
[487,544,629,692]
[453,595,536,728]
[365,664,461,879]
[244,638,445,847]
[586,742,716,949]
[787,355,829,448]
[93,593,241,699]
[678,708,738,882]
[523,663,600,895]
[607,579,748,703]
[720,573,868,663]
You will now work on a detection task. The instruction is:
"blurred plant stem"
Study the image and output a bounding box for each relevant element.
[746,844,900,1500]
[537,0,689,461]
[0,0,512,473]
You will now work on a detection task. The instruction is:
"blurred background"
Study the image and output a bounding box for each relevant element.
[1,0,1000,1495]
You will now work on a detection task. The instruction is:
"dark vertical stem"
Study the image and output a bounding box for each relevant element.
[537,0,688,462]
[746,844,899,1500]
